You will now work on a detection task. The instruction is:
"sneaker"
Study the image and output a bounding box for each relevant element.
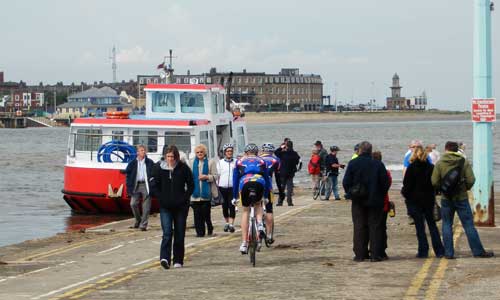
[160,259,170,270]
[239,242,248,254]
[266,233,275,245]
[276,202,283,206]
[129,221,140,229]
[257,223,266,238]
[408,216,415,225]
[173,263,183,268]
[257,241,262,252]
[335,198,341,201]
[474,251,494,258]
[223,223,230,232]
[229,224,235,233]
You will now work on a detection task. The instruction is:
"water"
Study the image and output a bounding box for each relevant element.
[0,120,498,247]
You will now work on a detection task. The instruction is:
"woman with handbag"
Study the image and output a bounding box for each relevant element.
[402,145,445,258]
[217,143,236,233]
[189,144,219,237]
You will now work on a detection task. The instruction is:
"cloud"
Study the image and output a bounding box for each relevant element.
[116,46,150,64]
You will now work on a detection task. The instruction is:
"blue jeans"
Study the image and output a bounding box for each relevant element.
[160,206,188,265]
[325,175,340,200]
[441,199,485,257]
[407,203,444,257]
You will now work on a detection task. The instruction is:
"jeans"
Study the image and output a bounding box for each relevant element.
[160,207,188,265]
[407,203,444,257]
[324,175,340,200]
[441,199,485,257]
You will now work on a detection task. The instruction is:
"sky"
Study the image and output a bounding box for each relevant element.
[1,0,499,110]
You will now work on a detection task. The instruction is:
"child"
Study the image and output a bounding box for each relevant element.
[308,148,321,193]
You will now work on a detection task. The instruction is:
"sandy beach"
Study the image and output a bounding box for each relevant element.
[244,111,471,124]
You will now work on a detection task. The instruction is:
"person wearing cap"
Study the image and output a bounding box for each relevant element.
[324,146,345,201]
[314,140,328,173]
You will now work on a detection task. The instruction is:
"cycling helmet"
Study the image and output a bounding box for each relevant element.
[222,143,234,152]
[330,146,340,152]
[244,143,259,154]
[261,143,275,152]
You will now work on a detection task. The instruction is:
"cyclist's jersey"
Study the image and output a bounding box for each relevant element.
[232,155,271,200]
[260,153,281,180]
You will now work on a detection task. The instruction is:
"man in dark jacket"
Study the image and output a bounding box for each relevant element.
[431,141,494,259]
[275,140,300,206]
[342,141,390,262]
[125,145,155,231]
[314,140,328,173]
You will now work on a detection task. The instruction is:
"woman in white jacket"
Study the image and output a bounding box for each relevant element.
[217,143,236,233]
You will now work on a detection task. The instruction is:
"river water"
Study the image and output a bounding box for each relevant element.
[0,120,498,247]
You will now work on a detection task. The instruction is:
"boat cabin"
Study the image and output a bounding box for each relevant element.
[66,83,248,167]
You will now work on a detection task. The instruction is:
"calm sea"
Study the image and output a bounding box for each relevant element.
[0,120,498,247]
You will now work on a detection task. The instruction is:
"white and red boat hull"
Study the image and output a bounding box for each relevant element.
[62,166,160,214]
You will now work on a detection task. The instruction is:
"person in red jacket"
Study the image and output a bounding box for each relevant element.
[308,148,321,194]
[372,151,391,260]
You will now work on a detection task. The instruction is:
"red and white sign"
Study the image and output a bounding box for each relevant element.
[472,98,496,122]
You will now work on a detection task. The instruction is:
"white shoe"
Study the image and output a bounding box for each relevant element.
[239,242,248,254]
[173,263,183,268]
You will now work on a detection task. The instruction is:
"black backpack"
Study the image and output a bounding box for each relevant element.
[440,158,465,198]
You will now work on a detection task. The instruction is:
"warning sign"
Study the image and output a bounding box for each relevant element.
[472,98,496,122]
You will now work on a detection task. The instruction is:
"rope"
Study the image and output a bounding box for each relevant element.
[97,141,137,163]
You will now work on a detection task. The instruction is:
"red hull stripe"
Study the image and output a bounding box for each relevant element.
[144,84,224,91]
[72,118,210,126]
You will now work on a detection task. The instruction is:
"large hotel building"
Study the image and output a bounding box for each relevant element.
[137,68,323,111]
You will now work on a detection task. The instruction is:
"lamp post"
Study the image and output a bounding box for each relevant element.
[472,0,495,226]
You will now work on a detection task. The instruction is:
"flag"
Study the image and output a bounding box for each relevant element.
[157,62,165,69]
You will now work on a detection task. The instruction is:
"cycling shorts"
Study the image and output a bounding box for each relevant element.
[240,181,264,207]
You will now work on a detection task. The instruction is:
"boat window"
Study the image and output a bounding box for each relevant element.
[180,92,205,113]
[209,130,215,158]
[112,130,124,141]
[152,92,176,113]
[218,94,225,113]
[75,129,102,151]
[164,132,191,154]
[132,130,158,153]
[236,127,245,154]
[200,131,209,156]
[211,93,218,113]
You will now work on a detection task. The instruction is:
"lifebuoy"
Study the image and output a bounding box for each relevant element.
[105,111,130,119]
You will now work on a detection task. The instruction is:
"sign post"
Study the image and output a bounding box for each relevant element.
[472,0,495,226]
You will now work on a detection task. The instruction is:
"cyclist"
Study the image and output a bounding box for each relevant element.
[259,143,280,244]
[232,143,271,254]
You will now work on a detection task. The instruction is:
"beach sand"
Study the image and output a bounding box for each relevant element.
[244,111,470,124]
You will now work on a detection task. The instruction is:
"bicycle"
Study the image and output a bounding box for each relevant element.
[247,201,266,267]
[313,172,332,200]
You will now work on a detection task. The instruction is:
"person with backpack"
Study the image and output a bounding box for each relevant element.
[402,145,444,258]
[431,141,494,259]
[342,141,390,262]
[308,148,322,195]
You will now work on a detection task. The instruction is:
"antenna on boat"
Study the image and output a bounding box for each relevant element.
[158,49,176,84]
[109,45,117,83]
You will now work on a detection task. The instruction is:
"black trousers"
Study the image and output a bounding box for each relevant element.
[280,174,294,204]
[191,201,213,236]
[351,201,385,259]
[275,173,285,202]
[219,187,236,219]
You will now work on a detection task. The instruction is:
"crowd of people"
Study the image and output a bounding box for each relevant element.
[123,137,493,269]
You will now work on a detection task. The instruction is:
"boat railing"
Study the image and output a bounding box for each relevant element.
[68,131,193,163]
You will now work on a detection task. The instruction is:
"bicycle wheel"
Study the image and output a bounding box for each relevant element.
[313,183,321,200]
[249,218,257,267]
[319,178,331,200]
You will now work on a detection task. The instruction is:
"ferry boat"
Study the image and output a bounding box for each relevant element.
[62,82,248,214]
